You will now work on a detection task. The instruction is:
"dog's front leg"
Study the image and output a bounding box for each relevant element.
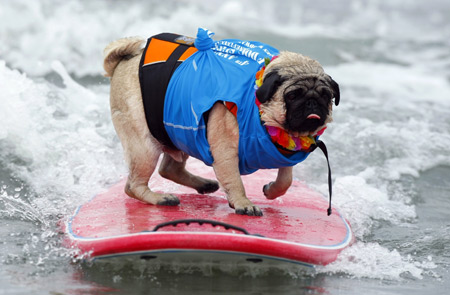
[263,167,293,200]
[207,102,263,216]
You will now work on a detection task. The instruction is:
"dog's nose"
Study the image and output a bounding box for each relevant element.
[305,99,318,109]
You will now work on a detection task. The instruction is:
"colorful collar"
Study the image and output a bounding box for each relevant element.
[255,57,326,154]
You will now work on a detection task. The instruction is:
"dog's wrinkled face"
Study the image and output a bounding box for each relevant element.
[256,52,340,136]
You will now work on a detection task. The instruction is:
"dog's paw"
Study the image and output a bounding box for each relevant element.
[157,194,180,206]
[232,200,263,216]
[263,182,287,200]
[235,206,263,216]
[263,182,280,200]
[263,182,274,198]
[196,180,220,194]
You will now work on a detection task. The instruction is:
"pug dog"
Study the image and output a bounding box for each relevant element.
[103,32,339,216]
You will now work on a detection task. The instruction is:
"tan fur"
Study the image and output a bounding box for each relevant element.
[103,37,145,77]
[266,51,324,78]
[259,99,286,129]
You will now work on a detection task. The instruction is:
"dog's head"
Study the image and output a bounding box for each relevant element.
[256,51,340,137]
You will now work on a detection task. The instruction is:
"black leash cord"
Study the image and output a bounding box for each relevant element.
[315,140,333,216]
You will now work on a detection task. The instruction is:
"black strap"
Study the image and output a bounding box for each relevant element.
[311,140,333,216]
[152,219,249,234]
[152,218,264,237]
[139,33,196,150]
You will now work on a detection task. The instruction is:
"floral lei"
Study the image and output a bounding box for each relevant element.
[255,57,326,154]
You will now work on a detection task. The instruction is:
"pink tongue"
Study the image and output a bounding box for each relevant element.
[307,114,321,120]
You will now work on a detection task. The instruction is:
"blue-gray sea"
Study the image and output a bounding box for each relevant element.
[1,0,449,294]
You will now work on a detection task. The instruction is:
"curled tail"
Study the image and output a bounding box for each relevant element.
[103,37,145,77]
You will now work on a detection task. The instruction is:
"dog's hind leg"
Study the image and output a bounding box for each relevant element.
[121,134,180,206]
[109,59,179,206]
[158,153,219,194]
[125,144,180,206]
[106,39,179,206]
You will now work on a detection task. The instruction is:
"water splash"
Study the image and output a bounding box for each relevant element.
[318,242,437,280]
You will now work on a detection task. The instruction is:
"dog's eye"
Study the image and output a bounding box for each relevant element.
[319,87,332,100]
[285,92,297,101]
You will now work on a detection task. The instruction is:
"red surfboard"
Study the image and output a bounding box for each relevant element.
[64,159,353,267]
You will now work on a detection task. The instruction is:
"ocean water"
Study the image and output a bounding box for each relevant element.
[1,0,449,294]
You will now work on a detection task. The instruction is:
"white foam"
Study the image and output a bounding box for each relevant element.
[318,242,437,280]
[2,0,448,77]
[0,60,124,211]
[327,62,450,106]
[333,176,416,238]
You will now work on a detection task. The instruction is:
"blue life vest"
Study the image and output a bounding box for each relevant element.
[163,28,313,175]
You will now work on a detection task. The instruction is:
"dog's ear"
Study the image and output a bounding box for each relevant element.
[328,75,340,106]
[256,72,284,103]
